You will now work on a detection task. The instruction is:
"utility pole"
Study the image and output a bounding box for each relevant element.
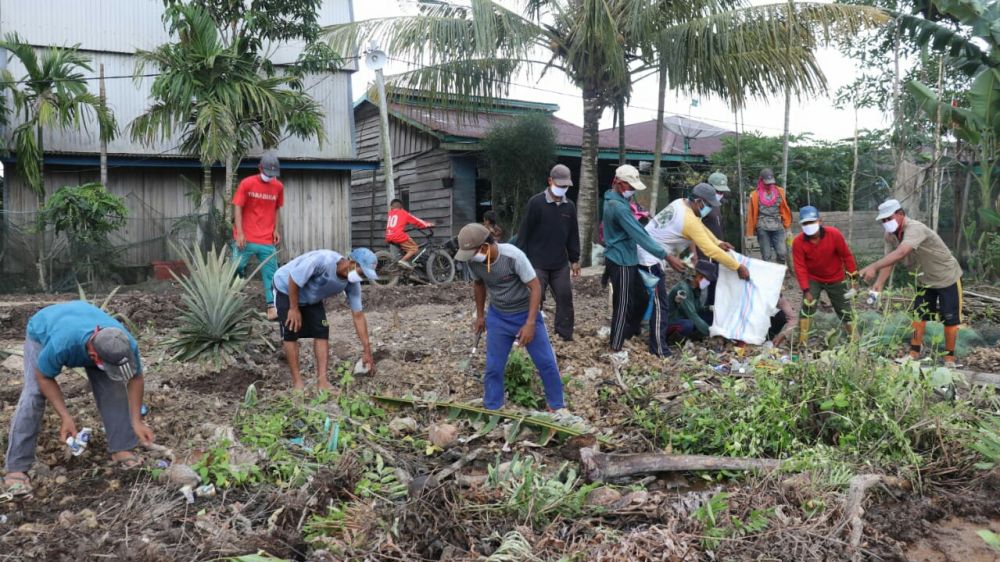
[365,41,395,209]
[99,64,108,187]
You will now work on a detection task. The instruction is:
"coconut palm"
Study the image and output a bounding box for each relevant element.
[0,33,117,290]
[324,0,886,265]
[130,4,326,246]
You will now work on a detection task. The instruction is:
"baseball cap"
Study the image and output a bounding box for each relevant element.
[799,205,820,224]
[760,168,775,184]
[695,260,719,282]
[876,199,902,221]
[92,328,138,383]
[349,248,379,281]
[454,223,491,262]
[549,164,573,187]
[707,171,730,192]
[260,151,281,177]
[691,183,720,207]
[615,164,646,191]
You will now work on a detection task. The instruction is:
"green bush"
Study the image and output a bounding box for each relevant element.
[505,348,542,409]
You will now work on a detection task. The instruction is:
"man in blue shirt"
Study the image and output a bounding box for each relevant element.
[272,248,379,390]
[4,301,155,497]
[601,165,668,351]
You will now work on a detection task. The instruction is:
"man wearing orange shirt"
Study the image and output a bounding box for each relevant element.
[385,198,434,268]
[233,151,283,319]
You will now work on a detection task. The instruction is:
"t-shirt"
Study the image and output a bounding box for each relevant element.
[385,209,431,244]
[467,244,536,313]
[637,199,740,271]
[232,174,284,245]
[885,218,962,289]
[272,250,362,311]
[27,301,143,379]
[791,226,858,291]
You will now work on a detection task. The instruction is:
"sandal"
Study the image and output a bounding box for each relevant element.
[108,452,144,471]
[3,474,33,498]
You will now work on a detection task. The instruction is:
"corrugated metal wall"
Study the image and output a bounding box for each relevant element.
[2,165,352,268]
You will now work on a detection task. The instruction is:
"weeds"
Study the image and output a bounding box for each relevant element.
[505,348,542,408]
[484,454,598,525]
[692,491,773,550]
[192,439,262,488]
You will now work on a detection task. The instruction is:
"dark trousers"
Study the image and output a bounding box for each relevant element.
[646,264,672,356]
[607,262,648,351]
[536,263,574,341]
[913,282,962,326]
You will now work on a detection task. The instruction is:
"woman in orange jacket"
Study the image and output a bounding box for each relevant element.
[745,168,793,263]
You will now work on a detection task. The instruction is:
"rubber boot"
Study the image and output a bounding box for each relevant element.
[798,317,811,346]
[943,325,959,367]
[909,320,927,360]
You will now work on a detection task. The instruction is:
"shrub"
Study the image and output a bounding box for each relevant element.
[505,348,543,409]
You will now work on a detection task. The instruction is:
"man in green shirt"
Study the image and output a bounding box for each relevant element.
[667,261,717,339]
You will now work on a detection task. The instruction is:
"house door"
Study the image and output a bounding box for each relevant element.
[450,157,477,233]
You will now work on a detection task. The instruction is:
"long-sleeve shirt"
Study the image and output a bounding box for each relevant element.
[697,207,723,261]
[745,186,792,236]
[385,209,431,243]
[601,190,666,267]
[637,199,740,271]
[515,189,581,269]
[667,280,711,336]
[791,225,858,291]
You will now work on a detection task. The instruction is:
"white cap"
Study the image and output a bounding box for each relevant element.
[615,164,646,191]
[876,199,901,221]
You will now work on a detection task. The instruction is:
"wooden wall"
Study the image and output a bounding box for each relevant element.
[351,104,461,251]
[2,164,351,271]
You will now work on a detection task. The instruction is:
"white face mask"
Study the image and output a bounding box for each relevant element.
[95,362,107,372]
[470,253,487,263]
[347,270,363,284]
[260,173,273,183]
[621,189,636,199]
[716,193,724,202]
[698,278,712,290]
[551,186,568,198]
[802,223,820,236]
[882,218,899,234]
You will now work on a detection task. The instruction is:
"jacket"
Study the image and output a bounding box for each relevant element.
[515,190,581,269]
[601,190,667,267]
[745,186,792,236]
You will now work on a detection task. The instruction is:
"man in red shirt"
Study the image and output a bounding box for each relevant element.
[385,198,434,268]
[233,151,283,319]
[791,206,859,344]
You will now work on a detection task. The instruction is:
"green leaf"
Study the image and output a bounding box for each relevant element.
[978,529,1000,551]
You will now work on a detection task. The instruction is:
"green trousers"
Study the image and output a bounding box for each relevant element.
[232,242,278,305]
[802,279,852,322]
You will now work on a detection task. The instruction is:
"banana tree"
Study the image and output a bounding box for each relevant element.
[324,0,886,265]
[901,0,1000,229]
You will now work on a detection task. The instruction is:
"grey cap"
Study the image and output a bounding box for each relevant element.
[454,223,491,262]
[691,183,721,207]
[549,164,573,187]
[92,327,139,382]
[760,168,775,184]
[260,151,281,177]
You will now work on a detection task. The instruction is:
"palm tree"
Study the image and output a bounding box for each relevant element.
[324,0,886,265]
[130,4,326,247]
[0,33,117,289]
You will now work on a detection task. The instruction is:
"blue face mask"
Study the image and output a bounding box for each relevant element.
[699,203,712,218]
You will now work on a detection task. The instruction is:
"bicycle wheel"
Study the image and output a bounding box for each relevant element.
[425,249,455,284]
[373,250,400,287]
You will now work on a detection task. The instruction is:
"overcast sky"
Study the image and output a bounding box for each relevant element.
[349,0,890,142]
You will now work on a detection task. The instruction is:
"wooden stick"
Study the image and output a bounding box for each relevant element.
[578,447,781,482]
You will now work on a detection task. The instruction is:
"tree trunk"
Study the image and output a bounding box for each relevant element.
[578,91,604,267]
[197,164,213,251]
[848,107,859,244]
[781,83,791,189]
[35,124,47,292]
[223,153,236,225]
[649,58,668,215]
[579,447,781,482]
[616,98,626,165]
[736,110,746,254]
[930,55,945,231]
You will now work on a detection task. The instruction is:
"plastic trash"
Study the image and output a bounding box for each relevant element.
[180,485,195,504]
[195,484,216,498]
[866,291,879,306]
[66,427,93,457]
[156,460,171,469]
[353,358,370,375]
[140,404,149,417]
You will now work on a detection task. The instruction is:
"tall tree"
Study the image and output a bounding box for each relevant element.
[0,33,117,290]
[131,4,326,247]
[324,0,886,265]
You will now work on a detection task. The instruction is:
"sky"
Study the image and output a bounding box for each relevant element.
[349,0,890,143]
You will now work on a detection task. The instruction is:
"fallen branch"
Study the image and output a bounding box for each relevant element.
[578,447,781,482]
[955,369,1000,389]
[965,290,1000,304]
[833,473,910,561]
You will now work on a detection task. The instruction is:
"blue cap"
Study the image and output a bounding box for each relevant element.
[799,206,820,224]
[349,248,379,281]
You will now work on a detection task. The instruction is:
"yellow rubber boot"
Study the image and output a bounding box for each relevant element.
[798,317,811,346]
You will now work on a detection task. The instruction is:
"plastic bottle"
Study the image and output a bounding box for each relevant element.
[66,427,93,457]
[866,291,879,306]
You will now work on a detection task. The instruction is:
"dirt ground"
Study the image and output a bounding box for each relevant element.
[1,273,999,560]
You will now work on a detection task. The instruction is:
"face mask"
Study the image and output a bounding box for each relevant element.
[95,362,107,372]
[347,270,363,284]
[551,186,568,198]
[471,253,487,263]
[699,204,712,218]
[882,218,899,234]
[802,223,820,236]
[621,189,636,199]
[260,173,273,183]
[698,278,712,290]
[716,193,724,202]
